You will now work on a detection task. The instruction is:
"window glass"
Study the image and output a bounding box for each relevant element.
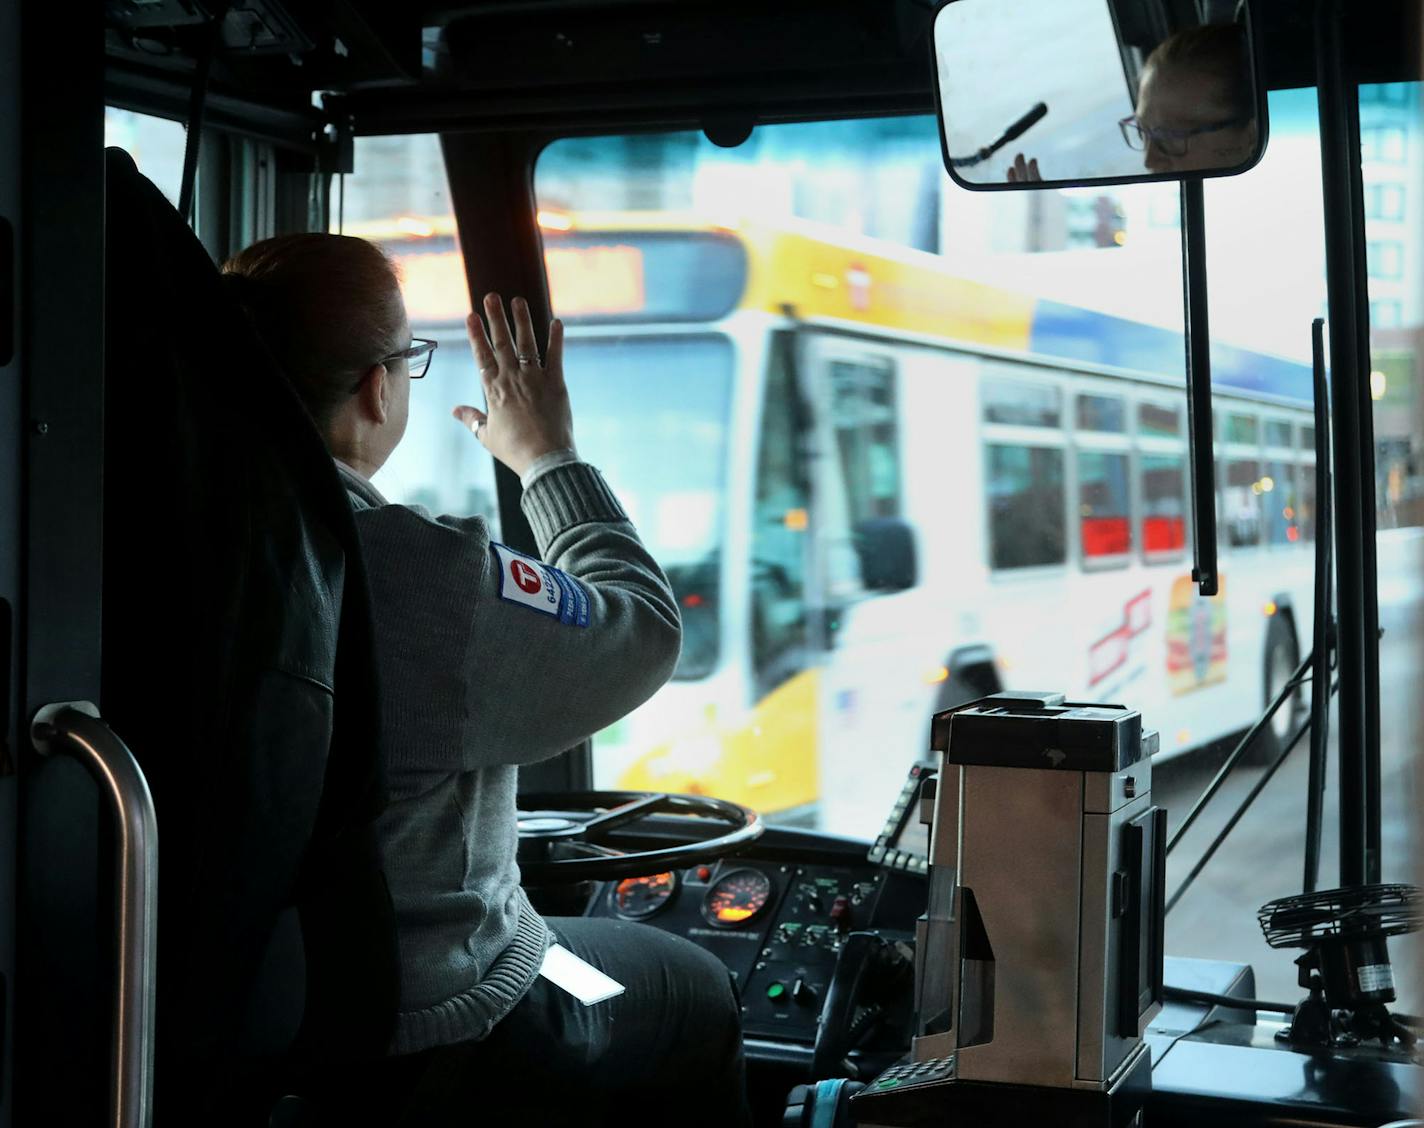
[1360,83,1423,1026]
[1262,460,1302,546]
[564,336,733,679]
[1141,453,1186,556]
[1078,451,1130,561]
[986,445,1065,568]
[1264,420,1292,448]
[526,101,1347,961]
[1224,413,1258,445]
[104,107,187,207]
[330,137,498,531]
[829,360,901,521]
[1300,424,1317,452]
[1373,298,1406,328]
[1366,182,1406,220]
[1220,459,1263,547]
[1361,124,1408,163]
[983,381,1061,427]
[751,344,811,695]
[1299,463,1318,542]
[1138,402,1181,437]
[1368,240,1405,280]
[1076,394,1126,433]
[337,110,1421,1012]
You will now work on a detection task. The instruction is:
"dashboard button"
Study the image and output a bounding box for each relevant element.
[766,981,787,1002]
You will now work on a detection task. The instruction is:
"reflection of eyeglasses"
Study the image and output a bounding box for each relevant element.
[1119,115,1250,157]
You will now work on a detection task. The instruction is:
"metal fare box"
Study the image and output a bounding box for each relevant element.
[856,692,1165,1126]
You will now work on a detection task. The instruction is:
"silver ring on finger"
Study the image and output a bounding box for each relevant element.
[516,352,539,366]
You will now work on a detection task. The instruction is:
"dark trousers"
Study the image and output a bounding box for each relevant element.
[390,917,753,1127]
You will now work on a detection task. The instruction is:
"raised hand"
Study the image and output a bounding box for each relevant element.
[1007,152,1042,182]
[453,293,575,477]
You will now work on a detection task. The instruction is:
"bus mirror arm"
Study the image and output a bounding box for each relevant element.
[1182,179,1220,598]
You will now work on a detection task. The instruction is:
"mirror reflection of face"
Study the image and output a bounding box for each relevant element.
[1135,59,1256,174]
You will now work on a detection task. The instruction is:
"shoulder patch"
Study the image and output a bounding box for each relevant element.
[491,543,590,628]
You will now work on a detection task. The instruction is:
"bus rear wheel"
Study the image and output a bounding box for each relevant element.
[1252,616,1305,766]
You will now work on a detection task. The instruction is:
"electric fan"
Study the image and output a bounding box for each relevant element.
[1258,883,1421,1049]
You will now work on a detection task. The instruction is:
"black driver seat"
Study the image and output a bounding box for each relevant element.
[101,148,399,1125]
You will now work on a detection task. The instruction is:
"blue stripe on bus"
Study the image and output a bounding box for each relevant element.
[1030,301,1314,406]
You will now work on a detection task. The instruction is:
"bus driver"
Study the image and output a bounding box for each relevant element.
[222,234,752,1127]
[1009,22,1257,181]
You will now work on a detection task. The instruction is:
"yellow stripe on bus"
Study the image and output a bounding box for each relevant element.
[371,211,1038,350]
[616,669,822,815]
[741,225,1035,349]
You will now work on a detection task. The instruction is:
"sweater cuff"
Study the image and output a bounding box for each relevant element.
[520,448,581,491]
[521,461,628,550]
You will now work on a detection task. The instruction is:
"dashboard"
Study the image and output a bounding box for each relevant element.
[581,765,936,1047]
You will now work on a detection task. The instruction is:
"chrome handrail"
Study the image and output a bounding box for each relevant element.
[32,702,157,1128]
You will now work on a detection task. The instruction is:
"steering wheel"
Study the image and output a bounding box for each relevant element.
[516,790,764,883]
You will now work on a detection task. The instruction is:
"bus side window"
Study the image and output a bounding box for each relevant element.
[1264,459,1301,545]
[983,379,1065,570]
[1298,468,1317,542]
[1299,424,1318,543]
[1078,451,1131,564]
[1221,458,1264,548]
[985,445,1066,569]
[751,341,811,696]
[829,359,901,522]
[1137,401,1187,562]
[1075,393,1130,567]
[1141,453,1187,560]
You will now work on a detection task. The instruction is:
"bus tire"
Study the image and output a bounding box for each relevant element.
[1251,612,1305,766]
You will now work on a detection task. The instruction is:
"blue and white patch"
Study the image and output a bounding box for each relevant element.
[491,543,590,628]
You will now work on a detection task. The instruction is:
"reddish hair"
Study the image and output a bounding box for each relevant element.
[1144,24,1253,119]
[222,233,405,431]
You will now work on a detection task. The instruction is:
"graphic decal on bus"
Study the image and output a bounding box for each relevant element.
[1089,589,1153,687]
[1167,574,1228,693]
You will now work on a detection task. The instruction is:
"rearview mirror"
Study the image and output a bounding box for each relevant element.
[854,518,918,593]
[931,0,1266,189]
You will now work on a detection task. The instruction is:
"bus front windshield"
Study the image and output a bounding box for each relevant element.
[563,335,733,680]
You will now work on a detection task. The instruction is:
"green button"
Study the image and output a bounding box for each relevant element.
[766,982,786,1000]
[875,1079,901,1089]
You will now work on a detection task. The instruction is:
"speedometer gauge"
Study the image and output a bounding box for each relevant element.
[702,868,773,928]
[611,872,677,919]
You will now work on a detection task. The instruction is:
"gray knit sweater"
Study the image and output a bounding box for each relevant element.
[338,458,681,1055]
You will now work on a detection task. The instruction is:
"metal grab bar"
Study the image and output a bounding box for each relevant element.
[31,702,157,1128]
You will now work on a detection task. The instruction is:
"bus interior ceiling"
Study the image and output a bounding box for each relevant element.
[104,2,1421,139]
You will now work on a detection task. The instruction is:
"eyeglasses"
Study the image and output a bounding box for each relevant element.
[381,337,438,379]
[350,338,438,393]
[1119,115,1250,157]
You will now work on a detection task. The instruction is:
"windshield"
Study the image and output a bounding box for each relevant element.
[564,335,734,679]
[331,84,1421,1012]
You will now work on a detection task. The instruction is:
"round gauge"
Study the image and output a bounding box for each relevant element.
[610,872,677,920]
[702,868,773,928]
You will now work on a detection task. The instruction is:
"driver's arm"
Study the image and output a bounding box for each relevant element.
[354,458,680,772]
[464,457,682,763]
